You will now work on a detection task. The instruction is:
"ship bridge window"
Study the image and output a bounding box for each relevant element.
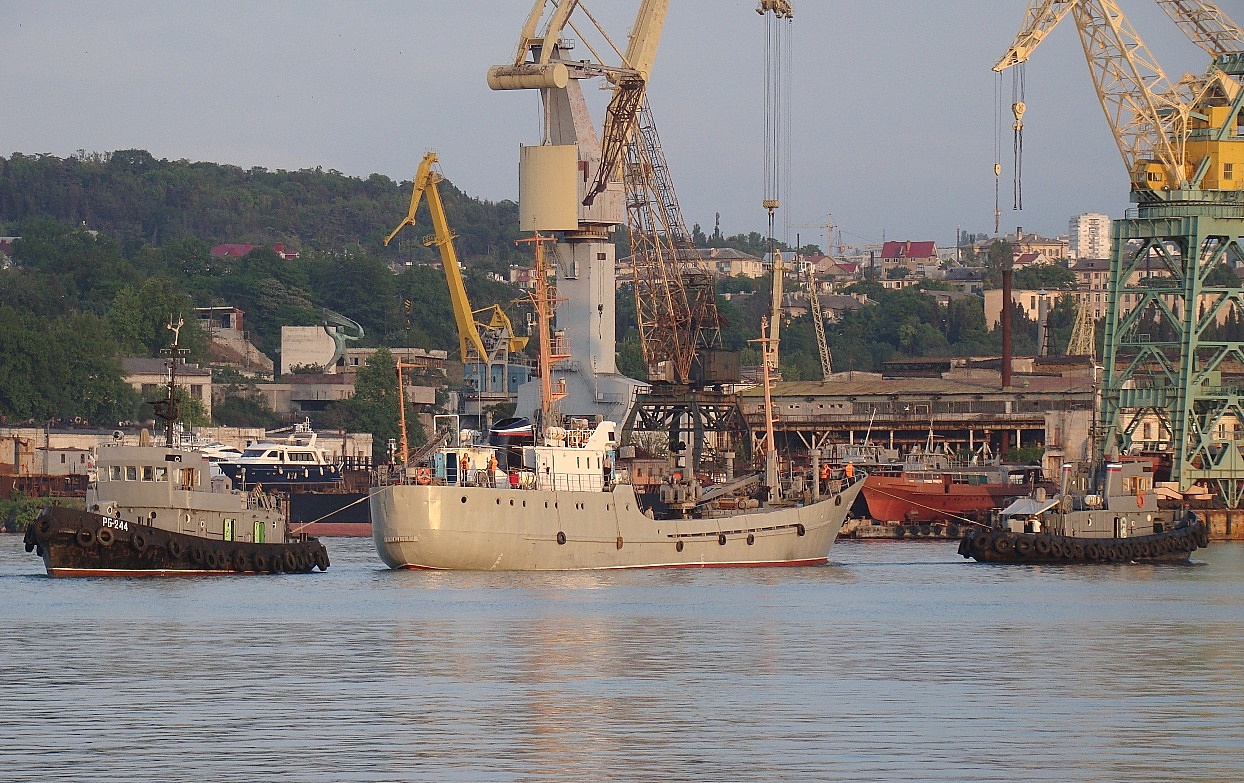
[125,466,138,481]
[108,466,122,481]
[142,466,154,481]
[289,452,316,463]
[154,466,167,482]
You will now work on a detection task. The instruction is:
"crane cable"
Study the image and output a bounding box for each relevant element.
[1011,66,1026,212]
[993,72,1003,234]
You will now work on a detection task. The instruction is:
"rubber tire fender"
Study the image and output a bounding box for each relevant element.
[76,528,95,547]
[1034,537,1052,557]
[96,528,115,547]
[994,534,1015,554]
[971,532,993,555]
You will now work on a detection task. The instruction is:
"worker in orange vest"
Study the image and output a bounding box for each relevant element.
[845,461,855,481]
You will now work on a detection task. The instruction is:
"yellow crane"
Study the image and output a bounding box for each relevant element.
[384,152,527,369]
[994,0,1244,200]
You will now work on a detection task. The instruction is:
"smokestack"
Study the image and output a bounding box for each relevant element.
[1002,267,1013,389]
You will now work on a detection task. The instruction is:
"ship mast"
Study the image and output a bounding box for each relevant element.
[516,233,570,439]
[750,316,780,502]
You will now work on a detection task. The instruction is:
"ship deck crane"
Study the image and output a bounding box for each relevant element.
[996,0,1244,506]
[385,152,527,383]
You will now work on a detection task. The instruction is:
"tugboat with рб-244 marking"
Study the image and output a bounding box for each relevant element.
[958,459,1208,564]
[23,320,329,577]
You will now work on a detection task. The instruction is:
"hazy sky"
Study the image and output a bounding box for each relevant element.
[1,1,1218,249]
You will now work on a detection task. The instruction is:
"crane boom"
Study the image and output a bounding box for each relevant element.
[995,0,1244,197]
[1155,0,1244,57]
[385,152,527,365]
[807,262,831,379]
[584,0,670,205]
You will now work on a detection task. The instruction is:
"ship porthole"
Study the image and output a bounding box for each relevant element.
[718,533,727,546]
[835,495,842,506]
[746,533,755,545]
[626,504,631,511]
[509,499,515,506]
[556,531,566,545]
[616,536,624,550]
[676,540,684,552]
[796,524,806,537]
[496,499,501,505]
[460,496,467,504]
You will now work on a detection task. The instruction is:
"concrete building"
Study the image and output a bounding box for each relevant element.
[196,306,272,376]
[1069,213,1112,260]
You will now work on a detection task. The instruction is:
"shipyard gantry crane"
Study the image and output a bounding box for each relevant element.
[996,0,1244,504]
[384,152,528,402]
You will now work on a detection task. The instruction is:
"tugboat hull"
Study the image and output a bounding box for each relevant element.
[23,506,330,577]
[958,520,1208,564]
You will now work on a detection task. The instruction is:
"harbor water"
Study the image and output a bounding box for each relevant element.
[2,535,1242,782]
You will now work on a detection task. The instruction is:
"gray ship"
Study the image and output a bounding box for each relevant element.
[370,419,864,571]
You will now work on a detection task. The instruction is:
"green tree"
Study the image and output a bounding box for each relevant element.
[327,348,425,463]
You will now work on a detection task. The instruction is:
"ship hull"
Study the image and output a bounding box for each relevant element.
[288,491,371,537]
[862,475,1039,523]
[23,506,330,577]
[369,480,864,571]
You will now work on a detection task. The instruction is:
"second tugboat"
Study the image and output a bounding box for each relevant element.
[23,321,329,577]
[958,459,1208,564]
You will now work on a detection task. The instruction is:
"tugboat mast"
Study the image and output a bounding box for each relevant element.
[154,317,188,449]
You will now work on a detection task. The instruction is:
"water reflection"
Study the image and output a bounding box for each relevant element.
[0,536,1240,782]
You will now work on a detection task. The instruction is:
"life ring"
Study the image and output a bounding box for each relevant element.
[556,531,567,546]
[96,528,114,547]
[718,533,727,546]
[1136,492,1145,508]
[76,528,95,547]
[746,533,755,546]
[131,532,147,552]
[675,540,684,553]
[416,468,432,485]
